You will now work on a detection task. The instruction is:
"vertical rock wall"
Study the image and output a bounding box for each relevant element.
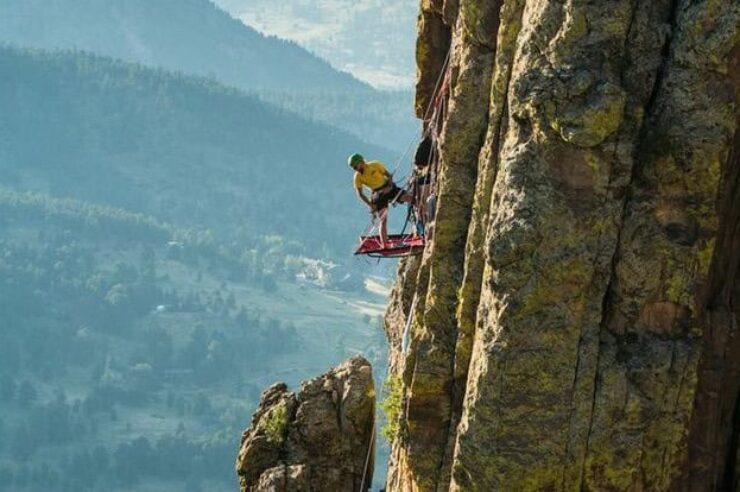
[385,1,738,490]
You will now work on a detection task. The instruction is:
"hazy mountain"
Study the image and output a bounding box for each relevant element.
[0,46,391,255]
[214,0,418,89]
[0,0,368,93]
[0,0,419,151]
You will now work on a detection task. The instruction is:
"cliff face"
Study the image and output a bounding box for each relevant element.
[385,0,739,490]
[236,356,375,491]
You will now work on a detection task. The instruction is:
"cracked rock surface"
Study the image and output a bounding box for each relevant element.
[384,0,739,490]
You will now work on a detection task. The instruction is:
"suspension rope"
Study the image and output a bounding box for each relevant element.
[384,48,451,234]
[359,417,375,491]
[388,46,452,177]
[404,356,419,421]
[353,47,455,489]
[402,293,418,355]
[421,48,453,132]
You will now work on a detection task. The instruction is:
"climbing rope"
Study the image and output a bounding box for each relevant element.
[353,48,456,491]
[388,45,452,180]
[359,416,375,491]
[401,293,418,355]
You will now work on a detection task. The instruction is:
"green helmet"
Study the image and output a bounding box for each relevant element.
[348,153,364,170]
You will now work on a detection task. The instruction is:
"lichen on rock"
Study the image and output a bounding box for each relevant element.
[235,356,375,492]
[547,79,627,147]
[383,0,739,490]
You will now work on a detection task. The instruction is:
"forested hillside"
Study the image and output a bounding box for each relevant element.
[0,188,388,491]
[0,46,386,255]
[0,40,402,492]
[254,89,415,152]
[0,0,417,150]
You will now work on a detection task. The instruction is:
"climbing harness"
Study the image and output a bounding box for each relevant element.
[353,47,452,259]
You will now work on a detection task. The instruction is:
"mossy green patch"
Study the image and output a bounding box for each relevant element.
[696,238,715,276]
[260,403,289,444]
[518,257,591,319]
[550,82,627,147]
[380,376,404,443]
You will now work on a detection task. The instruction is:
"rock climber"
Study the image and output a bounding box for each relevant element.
[348,153,411,247]
[411,136,435,235]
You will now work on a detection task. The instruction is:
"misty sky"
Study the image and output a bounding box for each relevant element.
[213,0,418,89]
